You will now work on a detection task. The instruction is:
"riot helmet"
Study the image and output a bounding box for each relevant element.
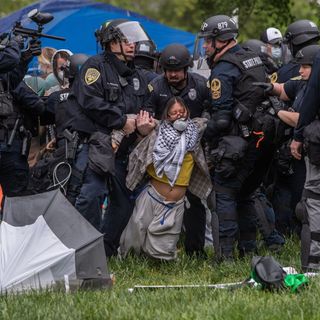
[241,39,268,55]
[294,44,320,65]
[159,43,193,70]
[63,53,89,80]
[195,15,238,66]
[134,40,158,70]
[284,20,320,55]
[95,19,151,49]
[198,15,238,42]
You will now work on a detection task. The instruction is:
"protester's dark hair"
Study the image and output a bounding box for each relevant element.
[162,96,190,120]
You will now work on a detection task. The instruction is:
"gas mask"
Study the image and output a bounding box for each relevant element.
[173,118,188,132]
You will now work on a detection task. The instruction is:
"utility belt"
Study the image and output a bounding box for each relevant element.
[0,117,31,156]
[232,98,284,146]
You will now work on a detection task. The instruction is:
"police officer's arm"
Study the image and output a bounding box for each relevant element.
[74,61,127,130]
[12,81,46,115]
[0,38,21,73]
[206,63,241,137]
[293,54,320,142]
[143,80,159,116]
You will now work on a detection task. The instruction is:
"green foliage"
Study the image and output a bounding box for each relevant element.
[1,0,320,42]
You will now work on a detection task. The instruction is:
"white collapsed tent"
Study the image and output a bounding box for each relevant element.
[0,189,112,293]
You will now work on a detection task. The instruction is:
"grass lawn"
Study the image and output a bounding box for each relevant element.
[1,236,319,320]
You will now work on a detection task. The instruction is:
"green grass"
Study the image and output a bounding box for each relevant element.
[0,236,319,320]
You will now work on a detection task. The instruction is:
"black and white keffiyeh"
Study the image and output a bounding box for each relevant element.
[153,119,199,187]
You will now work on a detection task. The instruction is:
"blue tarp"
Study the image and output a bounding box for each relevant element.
[0,0,196,55]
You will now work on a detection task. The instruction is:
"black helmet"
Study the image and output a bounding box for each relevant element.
[241,39,267,55]
[159,43,193,70]
[95,19,129,46]
[64,53,89,79]
[95,19,151,48]
[294,45,320,65]
[135,40,157,60]
[284,20,320,46]
[198,15,238,41]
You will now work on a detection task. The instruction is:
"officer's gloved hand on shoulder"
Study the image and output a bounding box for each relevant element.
[253,82,274,94]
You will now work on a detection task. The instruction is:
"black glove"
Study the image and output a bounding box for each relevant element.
[11,34,25,49]
[21,39,41,63]
[269,96,285,115]
[253,82,274,93]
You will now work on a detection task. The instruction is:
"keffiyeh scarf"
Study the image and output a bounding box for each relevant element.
[153,119,199,187]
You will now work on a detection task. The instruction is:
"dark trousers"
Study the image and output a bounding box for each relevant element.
[0,139,29,198]
[73,144,107,230]
[183,191,206,256]
[100,158,135,257]
[272,158,306,235]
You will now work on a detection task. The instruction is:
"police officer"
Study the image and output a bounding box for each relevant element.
[197,15,279,260]
[241,39,279,75]
[144,43,211,256]
[134,40,159,82]
[290,50,320,270]
[0,34,43,197]
[277,19,320,83]
[72,19,154,255]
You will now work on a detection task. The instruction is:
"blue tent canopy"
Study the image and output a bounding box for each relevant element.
[0,0,196,55]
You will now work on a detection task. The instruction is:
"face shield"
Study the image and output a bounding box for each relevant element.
[116,21,151,44]
[281,42,293,65]
[192,34,212,77]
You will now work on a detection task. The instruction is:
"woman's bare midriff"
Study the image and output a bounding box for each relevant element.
[151,178,187,202]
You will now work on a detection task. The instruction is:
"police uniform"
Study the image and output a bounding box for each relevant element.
[71,52,149,255]
[207,44,279,257]
[276,61,300,83]
[0,37,42,197]
[145,72,210,119]
[144,71,211,256]
[271,78,306,235]
[291,51,320,270]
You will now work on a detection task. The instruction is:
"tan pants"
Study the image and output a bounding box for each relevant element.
[119,184,185,260]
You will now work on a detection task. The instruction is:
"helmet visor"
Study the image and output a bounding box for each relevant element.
[193,34,210,60]
[117,21,151,44]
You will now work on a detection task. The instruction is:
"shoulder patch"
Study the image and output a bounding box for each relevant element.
[211,78,221,99]
[290,75,302,81]
[85,68,100,85]
[269,72,278,83]
[148,84,154,92]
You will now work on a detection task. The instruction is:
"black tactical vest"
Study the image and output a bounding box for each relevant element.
[219,49,267,113]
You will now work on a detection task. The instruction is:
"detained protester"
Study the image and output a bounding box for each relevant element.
[196,15,285,261]
[254,45,320,235]
[120,97,211,260]
[144,43,211,257]
[290,50,320,271]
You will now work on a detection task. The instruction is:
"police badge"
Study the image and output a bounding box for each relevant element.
[188,88,197,100]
